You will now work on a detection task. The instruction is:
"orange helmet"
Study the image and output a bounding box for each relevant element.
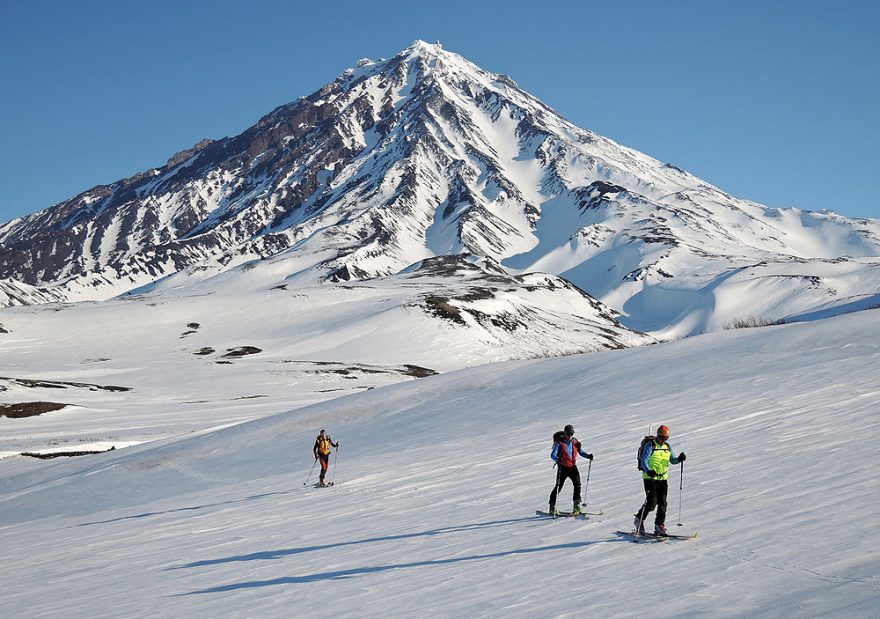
[657,425,670,438]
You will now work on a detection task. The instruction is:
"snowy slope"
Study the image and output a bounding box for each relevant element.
[0,278,67,306]
[2,309,878,617]
[1,41,878,338]
[0,254,650,456]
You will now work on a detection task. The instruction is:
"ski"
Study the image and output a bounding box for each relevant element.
[536,510,603,518]
[654,531,696,540]
[615,530,697,541]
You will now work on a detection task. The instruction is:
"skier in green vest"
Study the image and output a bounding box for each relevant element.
[633,424,686,536]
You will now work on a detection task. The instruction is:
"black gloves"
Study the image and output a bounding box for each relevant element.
[586,453,594,460]
[678,452,686,462]
[646,469,658,478]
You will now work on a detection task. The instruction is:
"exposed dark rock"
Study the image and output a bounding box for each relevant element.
[21,445,116,458]
[0,376,131,392]
[1,402,68,418]
[221,346,263,358]
[402,364,438,378]
[423,295,467,325]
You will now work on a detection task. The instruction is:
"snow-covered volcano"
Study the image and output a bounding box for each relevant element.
[1,40,879,337]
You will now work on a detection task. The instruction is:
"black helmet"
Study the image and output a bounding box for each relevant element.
[564,424,575,437]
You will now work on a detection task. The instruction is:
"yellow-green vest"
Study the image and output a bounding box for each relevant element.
[642,441,671,480]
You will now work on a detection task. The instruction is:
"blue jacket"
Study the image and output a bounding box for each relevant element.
[639,441,682,472]
[551,438,590,466]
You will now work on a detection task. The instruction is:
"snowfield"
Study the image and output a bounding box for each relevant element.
[2,308,879,617]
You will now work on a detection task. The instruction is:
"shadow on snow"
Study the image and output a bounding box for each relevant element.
[169,515,540,571]
[178,538,602,594]
[75,491,290,527]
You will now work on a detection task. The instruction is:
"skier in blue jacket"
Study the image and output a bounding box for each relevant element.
[549,424,593,515]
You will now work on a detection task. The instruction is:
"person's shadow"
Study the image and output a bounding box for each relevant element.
[75,491,290,527]
[175,515,601,595]
[169,515,542,571]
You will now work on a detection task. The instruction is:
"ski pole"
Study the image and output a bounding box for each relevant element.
[330,444,340,486]
[582,459,592,508]
[303,457,318,486]
[636,500,648,535]
[635,470,649,534]
[551,466,562,517]
[677,461,684,526]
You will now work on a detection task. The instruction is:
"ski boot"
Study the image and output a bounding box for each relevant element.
[572,503,582,516]
[654,523,668,537]
[548,504,558,516]
[633,514,646,534]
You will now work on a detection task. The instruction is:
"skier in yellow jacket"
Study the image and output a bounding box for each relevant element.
[633,424,685,536]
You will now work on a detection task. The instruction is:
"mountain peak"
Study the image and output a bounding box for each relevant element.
[352,41,450,71]
[1,43,878,340]
[404,39,446,57]
[394,39,476,76]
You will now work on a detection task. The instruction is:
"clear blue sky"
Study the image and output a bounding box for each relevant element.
[2,0,878,223]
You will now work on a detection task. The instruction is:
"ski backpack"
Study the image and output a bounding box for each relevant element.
[316,435,332,456]
[636,435,655,470]
[553,430,565,444]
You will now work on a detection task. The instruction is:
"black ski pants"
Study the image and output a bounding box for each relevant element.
[636,478,668,526]
[549,465,581,507]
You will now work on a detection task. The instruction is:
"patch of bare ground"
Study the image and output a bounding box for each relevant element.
[193,347,215,356]
[0,376,131,392]
[21,446,116,459]
[181,322,201,338]
[402,364,438,378]
[421,290,530,331]
[723,316,780,329]
[1,402,68,418]
[221,346,263,358]
[423,295,467,325]
[277,360,437,378]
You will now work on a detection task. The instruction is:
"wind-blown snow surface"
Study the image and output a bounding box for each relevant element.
[2,310,879,617]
